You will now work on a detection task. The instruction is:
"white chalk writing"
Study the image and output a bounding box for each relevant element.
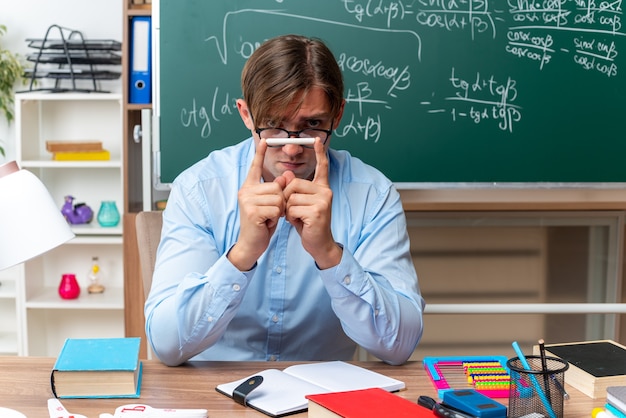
[424,68,522,132]
[173,1,623,143]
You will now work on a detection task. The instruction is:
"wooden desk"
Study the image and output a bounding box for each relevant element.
[0,357,604,417]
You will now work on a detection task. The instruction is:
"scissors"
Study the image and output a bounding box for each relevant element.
[99,404,207,418]
[48,399,87,418]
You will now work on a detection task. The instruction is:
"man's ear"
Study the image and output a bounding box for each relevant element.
[334,99,346,128]
[236,99,255,130]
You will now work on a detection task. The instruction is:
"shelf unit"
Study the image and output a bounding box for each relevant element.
[14,91,125,356]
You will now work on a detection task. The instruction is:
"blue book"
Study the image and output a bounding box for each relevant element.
[606,403,626,418]
[50,337,142,398]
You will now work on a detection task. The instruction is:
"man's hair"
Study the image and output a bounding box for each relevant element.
[241,34,344,126]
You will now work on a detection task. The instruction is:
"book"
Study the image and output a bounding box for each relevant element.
[536,340,626,399]
[215,361,405,417]
[606,403,626,418]
[46,140,103,153]
[52,150,111,161]
[306,387,434,417]
[50,337,142,398]
[607,386,626,414]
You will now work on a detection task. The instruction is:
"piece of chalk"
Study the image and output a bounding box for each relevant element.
[265,138,316,146]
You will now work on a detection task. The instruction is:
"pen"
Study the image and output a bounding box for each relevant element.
[550,373,570,400]
[512,341,557,418]
[538,339,552,405]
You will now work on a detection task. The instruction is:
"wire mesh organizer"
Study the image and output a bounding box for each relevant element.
[507,355,569,418]
[23,24,121,93]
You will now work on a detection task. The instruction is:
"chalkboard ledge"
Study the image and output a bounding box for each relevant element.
[399,188,626,211]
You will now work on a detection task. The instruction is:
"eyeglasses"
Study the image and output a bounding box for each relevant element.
[255,123,334,149]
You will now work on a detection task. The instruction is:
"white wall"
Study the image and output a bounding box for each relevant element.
[0,0,122,162]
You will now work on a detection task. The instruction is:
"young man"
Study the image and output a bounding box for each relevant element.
[145,34,424,366]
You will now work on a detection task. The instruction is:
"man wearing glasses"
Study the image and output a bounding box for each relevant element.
[145,34,424,366]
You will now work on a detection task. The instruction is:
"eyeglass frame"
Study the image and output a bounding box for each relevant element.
[254,121,335,149]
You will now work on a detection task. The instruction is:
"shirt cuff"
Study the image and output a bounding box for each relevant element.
[318,246,363,298]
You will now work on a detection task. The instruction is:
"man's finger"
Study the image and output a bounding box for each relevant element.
[312,137,329,185]
[244,138,268,184]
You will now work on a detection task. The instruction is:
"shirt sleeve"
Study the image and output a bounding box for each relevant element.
[318,187,425,365]
[144,180,252,366]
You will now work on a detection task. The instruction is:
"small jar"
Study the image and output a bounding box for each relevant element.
[97,201,120,227]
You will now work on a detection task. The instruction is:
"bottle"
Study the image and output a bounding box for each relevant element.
[87,256,105,294]
[58,274,80,299]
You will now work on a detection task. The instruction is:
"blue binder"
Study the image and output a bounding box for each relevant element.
[129,16,151,104]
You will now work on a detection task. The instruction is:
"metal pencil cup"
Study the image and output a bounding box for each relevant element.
[507,355,569,418]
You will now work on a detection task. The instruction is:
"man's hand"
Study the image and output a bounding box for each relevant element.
[283,138,343,269]
[228,139,287,271]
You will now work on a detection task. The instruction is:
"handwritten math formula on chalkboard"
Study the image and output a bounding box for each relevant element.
[156,1,626,185]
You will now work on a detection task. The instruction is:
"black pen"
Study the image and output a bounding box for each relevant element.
[550,373,570,400]
[539,339,569,401]
[538,339,552,405]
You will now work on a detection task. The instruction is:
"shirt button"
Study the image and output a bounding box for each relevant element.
[343,276,351,285]
[275,266,282,274]
[374,309,379,316]
[269,355,277,361]
[272,314,279,323]
[232,284,241,291]
[207,316,214,322]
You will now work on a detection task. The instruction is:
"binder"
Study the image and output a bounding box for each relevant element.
[129,16,151,104]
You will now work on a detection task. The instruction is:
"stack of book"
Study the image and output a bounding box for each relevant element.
[607,386,626,417]
[46,140,110,161]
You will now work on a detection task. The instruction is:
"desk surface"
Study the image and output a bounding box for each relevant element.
[0,357,604,417]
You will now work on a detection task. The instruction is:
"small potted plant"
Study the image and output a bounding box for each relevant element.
[0,24,26,158]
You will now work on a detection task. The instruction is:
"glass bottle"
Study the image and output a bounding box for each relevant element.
[58,273,80,299]
[97,201,120,227]
[87,256,105,294]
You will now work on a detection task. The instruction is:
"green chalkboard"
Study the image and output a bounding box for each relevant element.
[156,1,626,185]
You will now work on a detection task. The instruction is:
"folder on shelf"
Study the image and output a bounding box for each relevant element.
[129,16,151,104]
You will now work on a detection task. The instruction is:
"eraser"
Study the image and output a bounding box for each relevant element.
[265,138,316,146]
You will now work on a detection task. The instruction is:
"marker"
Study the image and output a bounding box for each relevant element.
[265,137,316,147]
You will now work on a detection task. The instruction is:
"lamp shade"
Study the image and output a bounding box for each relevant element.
[0,161,75,270]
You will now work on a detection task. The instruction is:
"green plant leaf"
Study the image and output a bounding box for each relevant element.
[0,23,27,157]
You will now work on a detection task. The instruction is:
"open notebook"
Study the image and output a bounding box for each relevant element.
[215,361,405,417]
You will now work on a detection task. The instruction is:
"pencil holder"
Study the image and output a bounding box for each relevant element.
[507,355,569,418]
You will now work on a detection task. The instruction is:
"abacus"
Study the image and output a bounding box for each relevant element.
[423,355,511,399]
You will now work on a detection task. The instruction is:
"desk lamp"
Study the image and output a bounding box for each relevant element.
[0,161,74,271]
